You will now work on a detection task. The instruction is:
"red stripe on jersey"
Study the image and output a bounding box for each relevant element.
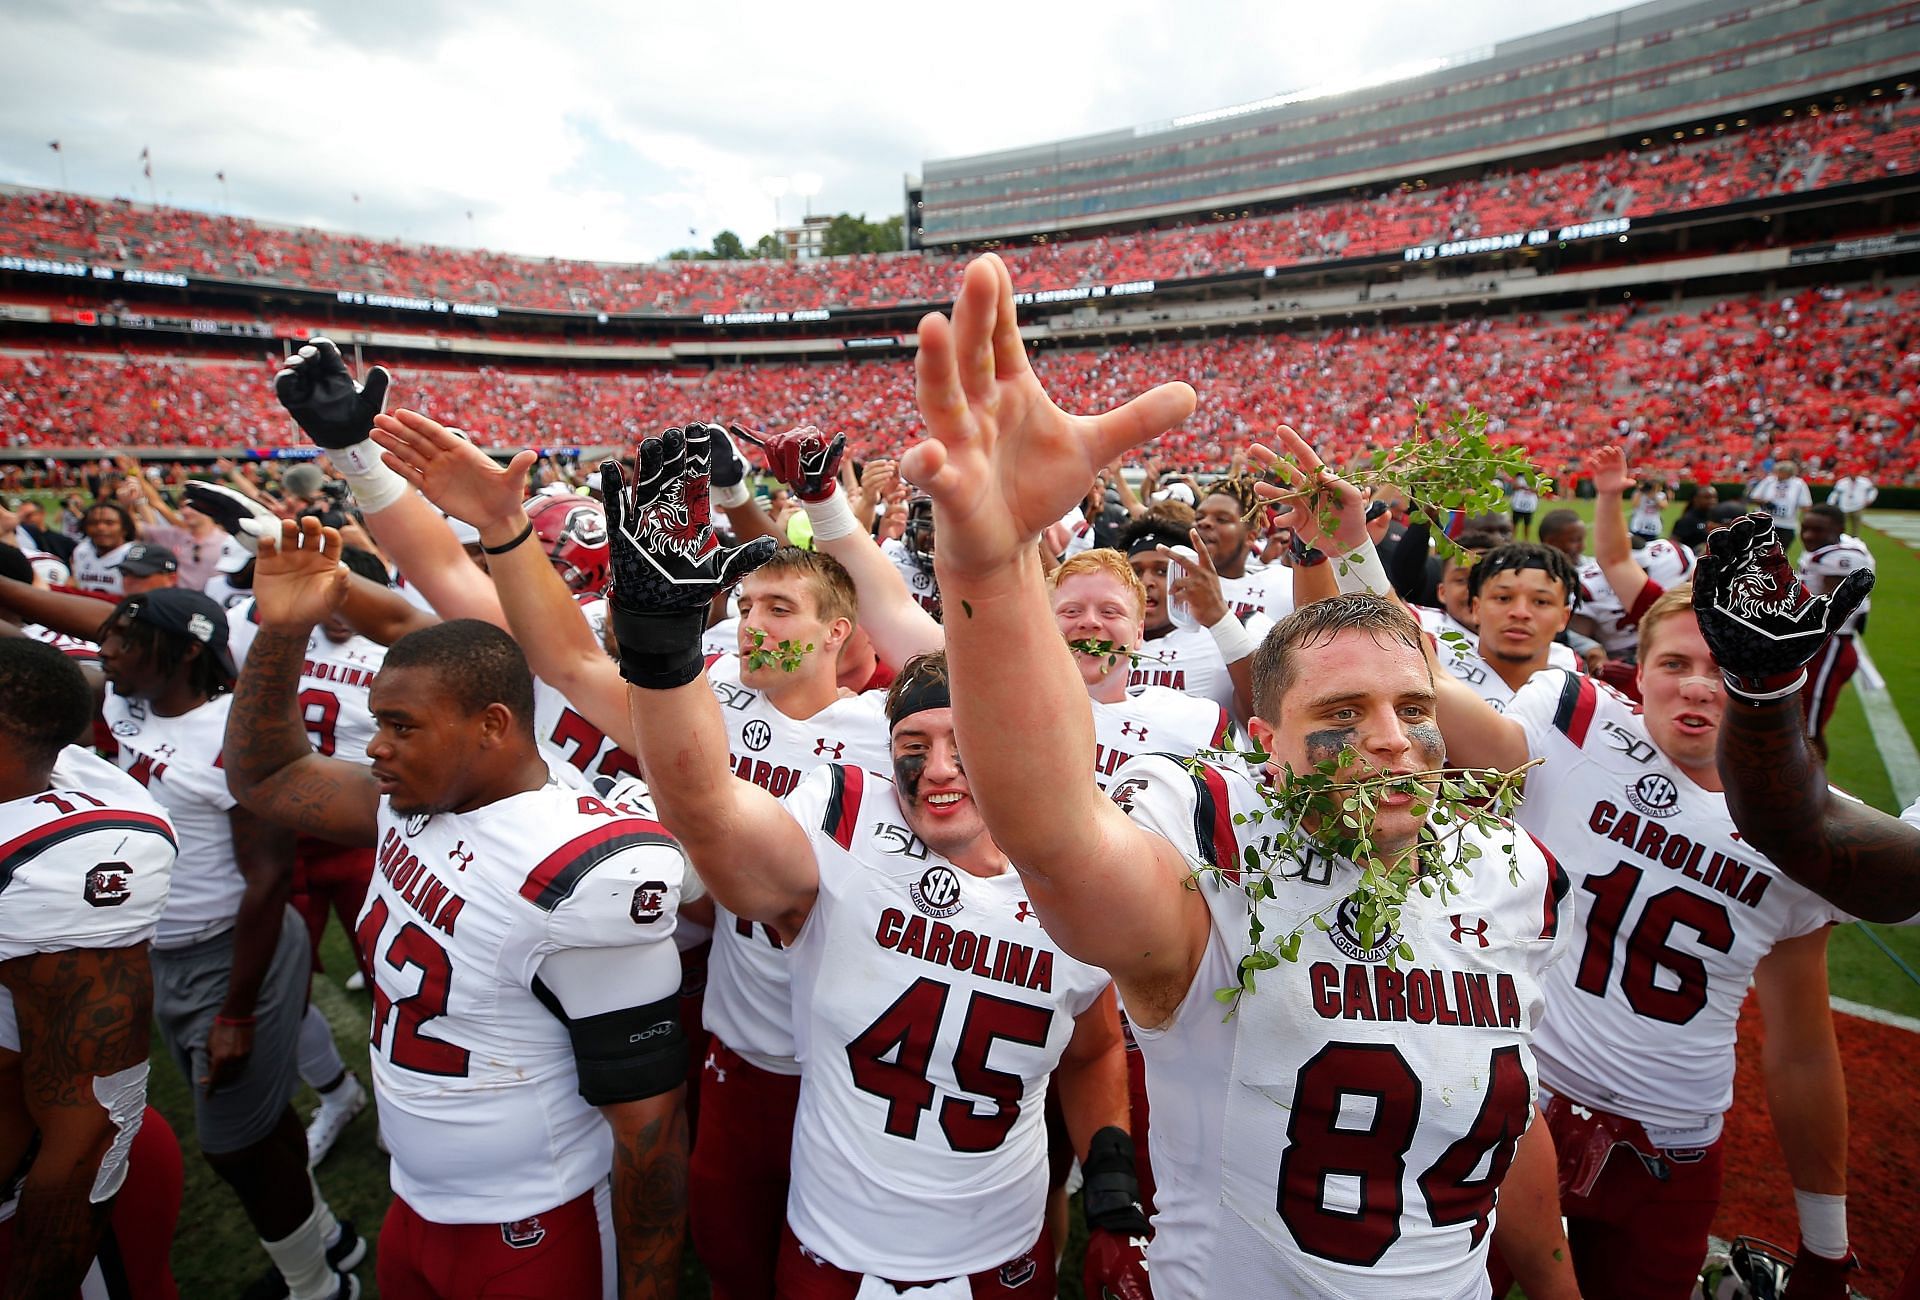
[1552,673,1598,748]
[518,818,677,912]
[1622,577,1665,628]
[1210,707,1231,750]
[703,651,723,669]
[1191,763,1240,883]
[0,809,178,895]
[824,764,863,850]
[1523,829,1570,941]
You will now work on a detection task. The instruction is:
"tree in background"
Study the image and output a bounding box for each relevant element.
[663,213,903,262]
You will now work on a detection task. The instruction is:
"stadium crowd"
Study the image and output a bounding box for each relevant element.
[4,284,1916,486]
[0,260,1906,1296]
[3,97,1917,314]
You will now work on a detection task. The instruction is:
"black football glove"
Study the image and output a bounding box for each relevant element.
[755,425,847,503]
[1693,513,1873,699]
[603,424,777,689]
[1081,1126,1153,1300]
[183,481,281,554]
[274,338,391,463]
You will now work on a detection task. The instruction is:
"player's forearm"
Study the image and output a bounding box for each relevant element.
[225,625,327,797]
[222,817,295,1018]
[717,493,781,546]
[359,489,508,627]
[1720,694,1920,922]
[337,573,439,646]
[1763,1045,1848,1195]
[937,549,1110,870]
[1055,1049,1131,1161]
[1491,1115,1578,1300]
[813,524,942,669]
[1594,487,1632,567]
[1431,652,1533,772]
[604,1093,688,1300]
[4,1177,110,1298]
[0,577,112,641]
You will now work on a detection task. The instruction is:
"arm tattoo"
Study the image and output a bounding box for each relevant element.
[607,1097,687,1300]
[1720,696,1920,922]
[226,625,379,845]
[0,946,152,1298]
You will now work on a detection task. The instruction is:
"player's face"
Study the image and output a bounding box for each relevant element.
[1127,552,1171,633]
[736,570,843,687]
[890,707,985,856]
[1691,486,1718,513]
[1437,555,1478,628]
[1635,614,1723,777]
[1471,569,1570,666]
[1195,495,1248,568]
[84,508,126,550]
[1052,572,1143,689]
[120,571,176,596]
[97,626,167,700]
[319,612,356,645]
[1799,513,1838,551]
[1250,630,1443,859]
[365,667,492,815]
[1544,521,1585,561]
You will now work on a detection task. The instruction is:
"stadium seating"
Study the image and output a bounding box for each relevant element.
[3,100,1918,316]
[5,285,1913,482]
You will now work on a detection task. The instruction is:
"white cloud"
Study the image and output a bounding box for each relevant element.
[0,0,1635,261]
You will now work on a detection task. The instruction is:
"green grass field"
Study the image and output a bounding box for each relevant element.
[143,503,1920,1297]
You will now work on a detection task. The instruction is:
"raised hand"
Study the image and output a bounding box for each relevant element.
[1161,527,1229,626]
[184,481,280,553]
[253,517,349,629]
[1588,444,1635,496]
[900,255,1195,581]
[1250,426,1370,557]
[274,337,391,455]
[370,408,535,533]
[1694,513,1873,695]
[751,424,847,502]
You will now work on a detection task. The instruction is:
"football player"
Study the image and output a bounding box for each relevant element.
[0,639,179,1296]
[599,425,1149,1299]
[223,518,693,1300]
[1792,503,1874,757]
[1194,475,1293,624]
[901,254,1577,1299]
[1438,543,1583,711]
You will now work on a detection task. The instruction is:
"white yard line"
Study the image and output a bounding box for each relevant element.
[1830,993,1920,1034]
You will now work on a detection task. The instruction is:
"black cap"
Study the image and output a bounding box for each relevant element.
[120,588,237,678]
[113,542,179,577]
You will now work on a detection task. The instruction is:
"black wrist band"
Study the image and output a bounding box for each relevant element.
[481,520,534,556]
[611,605,709,690]
[1082,1125,1151,1234]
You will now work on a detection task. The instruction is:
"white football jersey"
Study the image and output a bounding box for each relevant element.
[102,690,241,948]
[1438,639,1571,713]
[359,778,688,1223]
[1798,535,1874,634]
[1576,541,1695,657]
[533,679,640,788]
[1091,685,1233,789]
[0,747,177,962]
[702,654,892,1072]
[226,600,386,767]
[881,537,942,619]
[1506,670,1840,1139]
[70,540,130,596]
[23,624,101,668]
[781,764,1111,1278]
[1215,563,1295,625]
[1130,613,1273,716]
[1115,754,1570,1300]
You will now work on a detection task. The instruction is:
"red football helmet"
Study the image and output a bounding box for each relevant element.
[524,492,610,594]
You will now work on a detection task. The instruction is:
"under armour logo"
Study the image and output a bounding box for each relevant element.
[813,738,844,759]
[1449,913,1490,947]
[448,841,474,871]
[1014,901,1035,923]
[1120,721,1148,740]
[704,1051,727,1084]
[152,743,176,758]
[1571,1103,1594,1120]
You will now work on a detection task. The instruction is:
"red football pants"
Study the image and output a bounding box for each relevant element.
[774,1226,1053,1299]
[678,940,711,1135]
[1123,1022,1158,1216]
[292,839,375,977]
[1802,634,1859,739]
[0,1105,182,1299]
[377,1186,605,1300]
[1546,1101,1726,1300]
[689,1035,801,1300]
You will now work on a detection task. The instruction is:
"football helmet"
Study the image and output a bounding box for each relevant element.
[904,494,935,575]
[524,493,610,594]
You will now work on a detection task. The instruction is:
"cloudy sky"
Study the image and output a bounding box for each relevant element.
[3,0,1634,263]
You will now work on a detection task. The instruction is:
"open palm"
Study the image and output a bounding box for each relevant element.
[254,517,348,627]
[900,255,1195,580]
[371,409,536,533]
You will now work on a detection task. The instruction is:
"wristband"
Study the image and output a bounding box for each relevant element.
[1721,669,1807,703]
[1332,537,1392,597]
[802,488,862,543]
[481,520,534,556]
[334,444,411,514]
[1793,1189,1848,1259]
[712,481,752,510]
[213,1014,256,1029]
[610,605,709,690]
[1081,1126,1151,1236]
[1207,610,1259,665]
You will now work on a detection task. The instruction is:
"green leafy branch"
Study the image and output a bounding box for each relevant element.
[1065,638,1170,672]
[743,627,815,673]
[1185,745,1541,1013]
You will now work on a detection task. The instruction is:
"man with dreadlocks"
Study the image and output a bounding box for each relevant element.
[1195,475,1294,625]
[95,588,366,1300]
[1437,542,1585,712]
